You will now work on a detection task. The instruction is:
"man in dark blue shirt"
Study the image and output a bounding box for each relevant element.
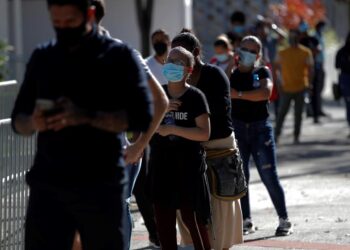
[11,0,153,249]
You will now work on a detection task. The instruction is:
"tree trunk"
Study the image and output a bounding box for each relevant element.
[135,0,154,57]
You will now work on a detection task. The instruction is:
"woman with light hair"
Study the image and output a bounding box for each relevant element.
[149,46,212,249]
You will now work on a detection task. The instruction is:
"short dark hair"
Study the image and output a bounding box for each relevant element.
[47,0,91,13]
[172,32,201,52]
[151,29,170,41]
[315,20,326,31]
[230,11,245,24]
[91,0,105,23]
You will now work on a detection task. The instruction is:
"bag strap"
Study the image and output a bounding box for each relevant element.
[205,148,237,160]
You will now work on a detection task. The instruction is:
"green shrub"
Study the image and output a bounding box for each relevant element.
[0,40,12,81]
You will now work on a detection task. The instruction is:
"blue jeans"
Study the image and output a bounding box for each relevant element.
[339,73,350,126]
[125,160,142,250]
[232,119,288,220]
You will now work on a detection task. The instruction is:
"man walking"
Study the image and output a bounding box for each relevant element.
[274,29,314,144]
[11,0,153,249]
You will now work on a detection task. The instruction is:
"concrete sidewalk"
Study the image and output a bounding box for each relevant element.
[130,99,350,250]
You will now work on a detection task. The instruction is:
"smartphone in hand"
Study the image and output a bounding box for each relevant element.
[36,99,63,117]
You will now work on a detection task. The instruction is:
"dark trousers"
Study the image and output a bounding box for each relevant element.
[154,203,211,250]
[339,73,350,127]
[233,119,288,220]
[275,90,305,140]
[133,146,159,241]
[25,182,127,250]
[311,68,325,122]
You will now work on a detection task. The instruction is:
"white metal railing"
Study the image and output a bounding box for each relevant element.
[0,81,35,250]
[0,81,17,87]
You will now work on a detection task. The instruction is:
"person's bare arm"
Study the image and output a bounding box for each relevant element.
[231,78,273,102]
[125,73,169,164]
[157,113,210,142]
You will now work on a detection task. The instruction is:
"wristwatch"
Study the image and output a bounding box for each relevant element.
[238,91,243,98]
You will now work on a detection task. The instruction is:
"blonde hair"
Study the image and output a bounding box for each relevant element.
[170,46,195,67]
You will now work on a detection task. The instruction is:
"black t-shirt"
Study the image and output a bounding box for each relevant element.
[149,85,209,207]
[151,85,209,149]
[11,29,153,187]
[300,36,319,57]
[196,64,233,140]
[230,66,270,122]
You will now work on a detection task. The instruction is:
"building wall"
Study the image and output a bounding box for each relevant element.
[0,0,9,42]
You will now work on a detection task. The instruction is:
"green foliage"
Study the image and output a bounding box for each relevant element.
[0,40,12,81]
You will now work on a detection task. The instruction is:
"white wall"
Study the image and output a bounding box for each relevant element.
[102,0,193,52]
[21,0,54,58]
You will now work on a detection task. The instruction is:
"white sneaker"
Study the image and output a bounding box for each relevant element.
[243,218,255,235]
[275,218,293,236]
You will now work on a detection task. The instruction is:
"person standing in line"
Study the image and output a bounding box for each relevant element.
[210,35,236,78]
[253,15,286,118]
[230,35,293,237]
[73,1,167,248]
[313,20,327,118]
[226,10,247,49]
[172,31,243,250]
[274,29,314,144]
[146,29,171,86]
[298,21,321,122]
[335,32,350,138]
[149,46,211,250]
[11,0,153,249]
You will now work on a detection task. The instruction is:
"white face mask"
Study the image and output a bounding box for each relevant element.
[238,49,257,67]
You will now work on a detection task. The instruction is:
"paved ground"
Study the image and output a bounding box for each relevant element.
[130,97,350,250]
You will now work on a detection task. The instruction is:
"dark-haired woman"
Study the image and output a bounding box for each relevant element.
[172,31,243,250]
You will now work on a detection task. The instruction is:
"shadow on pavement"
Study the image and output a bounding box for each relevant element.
[243,235,278,243]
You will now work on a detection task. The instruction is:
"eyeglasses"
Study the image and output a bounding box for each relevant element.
[240,47,258,54]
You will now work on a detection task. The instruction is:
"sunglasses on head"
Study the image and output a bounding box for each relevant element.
[240,47,258,54]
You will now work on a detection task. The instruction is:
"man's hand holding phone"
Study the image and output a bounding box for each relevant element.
[35,98,90,132]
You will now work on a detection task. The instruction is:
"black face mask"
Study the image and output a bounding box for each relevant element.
[55,21,87,48]
[153,42,168,56]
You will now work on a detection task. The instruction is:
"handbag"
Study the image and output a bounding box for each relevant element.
[206,148,247,201]
[332,82,342,101]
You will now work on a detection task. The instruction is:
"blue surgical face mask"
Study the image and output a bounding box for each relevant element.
[233,25,245,35]
[162,63,185,83]
[238,49,257,67]
[216,54,229,63]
